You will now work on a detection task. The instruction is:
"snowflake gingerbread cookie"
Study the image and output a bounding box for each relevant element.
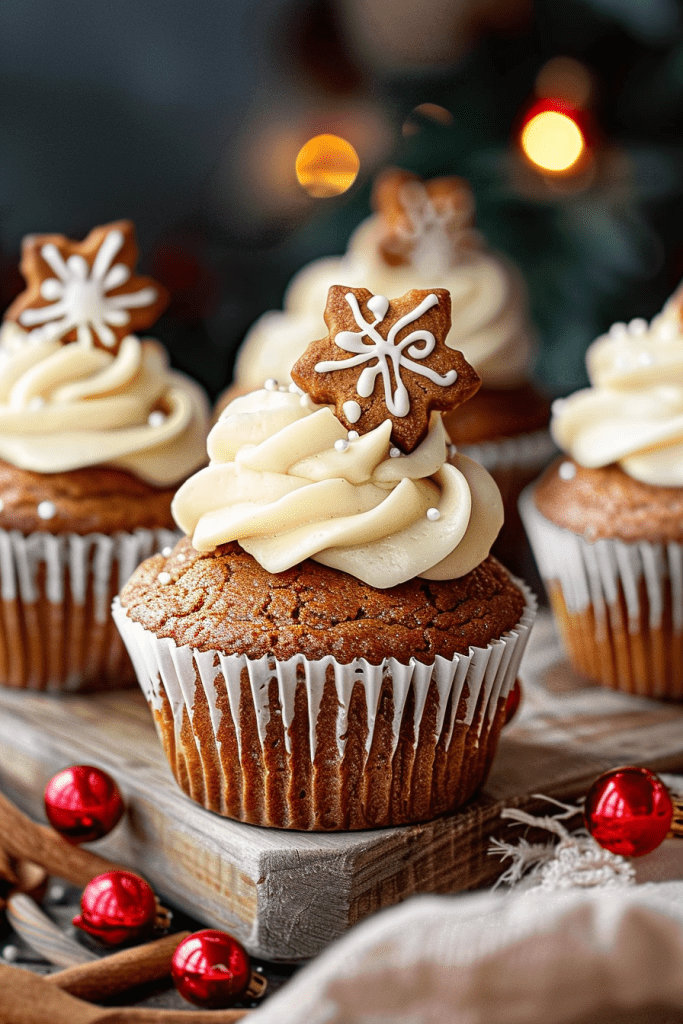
[4,220,169,353]
[373,168,480,267]
[291,285,481,453]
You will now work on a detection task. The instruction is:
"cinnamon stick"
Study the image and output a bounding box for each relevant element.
[0,963,250,1023]
[0,790,125,886]
[46,932,191,1001]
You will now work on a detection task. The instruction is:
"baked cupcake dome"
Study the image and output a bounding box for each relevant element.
[0,221,209,691]
[115,286,536,829]
[521,290,683,699]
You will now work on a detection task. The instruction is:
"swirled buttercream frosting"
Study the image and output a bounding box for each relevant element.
[0,321,209,487]
[551,291,683,486]
[235,177,534,391]
[172,388,503,588]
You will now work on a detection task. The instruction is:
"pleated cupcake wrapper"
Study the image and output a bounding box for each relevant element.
[520,486,683,698]
[112,580,536,763]
[0,526,180,622]
[519,488,683,631]
[457,427,557,474]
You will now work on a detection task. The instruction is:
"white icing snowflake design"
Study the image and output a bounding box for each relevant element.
[18,228,158,348]
[314,292,457,417]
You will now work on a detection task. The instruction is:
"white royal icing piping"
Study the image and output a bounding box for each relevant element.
[314,292,457,419]
[19,228,158,349]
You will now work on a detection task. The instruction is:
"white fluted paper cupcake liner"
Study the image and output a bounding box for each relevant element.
[0,525,179,691]
[112,579,536,829]
[520,486,683,698]
[457,428,557,474]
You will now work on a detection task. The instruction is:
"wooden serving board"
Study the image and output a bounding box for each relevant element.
[1,610,683,963]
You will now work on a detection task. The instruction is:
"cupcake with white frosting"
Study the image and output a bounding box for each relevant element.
[0,220,209,691]
[231,169,554,570]
[114,285,535,830]
[520,285,683,698]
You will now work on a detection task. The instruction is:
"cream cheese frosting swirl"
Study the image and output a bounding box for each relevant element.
[0,321,209,486]
[172,388,503,588]
[551,291,683,486]
[235,215,535,392]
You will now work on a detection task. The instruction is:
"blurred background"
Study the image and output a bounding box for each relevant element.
[1,0,683,398]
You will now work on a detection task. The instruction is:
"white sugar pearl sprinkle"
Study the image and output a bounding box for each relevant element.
[426,507,441,521]
[161,546,172,557]
[177,553,186,562]
[628,318,648,336]
[37,500,56,520]
[348,430,359,441]
[389,447,401,458]
[157,572,172,585]
[264,378,278,391]
[148,411,165,427]
[334,439,350,452]
[558,461,577,481]
[2,945,18,962]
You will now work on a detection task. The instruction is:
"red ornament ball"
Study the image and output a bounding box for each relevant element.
[44,765,124,844]
[73,870,157,946]
[504,678,522,725]
[584,766,674,857]
[172,929,252,1009]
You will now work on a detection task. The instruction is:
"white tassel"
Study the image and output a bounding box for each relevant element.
[490,795,636,892]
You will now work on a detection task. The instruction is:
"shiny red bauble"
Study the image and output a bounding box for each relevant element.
[584,766,674,857]
[44,765,124,844]
[504,678,522,725]
[171,929,252,1009]
[73,870,157,946]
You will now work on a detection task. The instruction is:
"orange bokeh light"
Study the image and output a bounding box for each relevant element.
[519,100,588,175]
[295,134,360,198]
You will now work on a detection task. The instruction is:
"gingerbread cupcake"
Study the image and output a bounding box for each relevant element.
[115,285,535,830]
[520,285,683,698]
[0,221,209,691]
[231,169,554,569]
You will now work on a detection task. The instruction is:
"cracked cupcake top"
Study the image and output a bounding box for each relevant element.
[120,536,524,663]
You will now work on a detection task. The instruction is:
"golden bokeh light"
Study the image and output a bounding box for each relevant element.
[295,134,360,198]
[520,109,586,174]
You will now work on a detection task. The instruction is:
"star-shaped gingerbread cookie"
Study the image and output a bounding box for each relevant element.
[291,286,481,453]
[4,220,169,353]
[373,168,479,267]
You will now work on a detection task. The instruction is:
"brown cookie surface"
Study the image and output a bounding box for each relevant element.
[291,286,480,453]
[373,168,478,266]
[5,220,169,353]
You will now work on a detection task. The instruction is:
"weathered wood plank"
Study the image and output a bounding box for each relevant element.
[0,611,682,962]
